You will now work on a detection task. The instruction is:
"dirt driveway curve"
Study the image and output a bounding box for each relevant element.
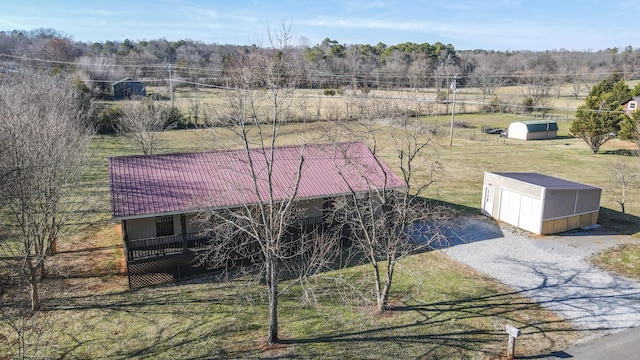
[440,216,640,340]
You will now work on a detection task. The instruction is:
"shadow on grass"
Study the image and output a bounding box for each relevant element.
[36,282,589,359]
[552,135,575,140]
[597,207,640,236]
[521,351,573,359]
[277,285,593,358]
[599,149,638,156]
[55,244,123,255]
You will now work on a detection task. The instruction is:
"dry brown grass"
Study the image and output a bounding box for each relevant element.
[46,223,128,295]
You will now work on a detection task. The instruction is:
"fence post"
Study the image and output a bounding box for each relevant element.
[181,214,188,252]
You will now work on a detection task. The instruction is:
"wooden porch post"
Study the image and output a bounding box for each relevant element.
[122,220,133,289]
[181,214,188,252]
[122,220,129,256]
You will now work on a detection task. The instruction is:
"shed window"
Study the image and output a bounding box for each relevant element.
[155,216,174,237]
[629,101,637,110]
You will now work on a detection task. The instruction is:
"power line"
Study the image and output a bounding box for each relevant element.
[2,52,640,82]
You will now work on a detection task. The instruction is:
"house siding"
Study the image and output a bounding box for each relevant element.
[127,217,158,240]
[298,198,324,219]
[126,214,182,241]
[622,97,640,117]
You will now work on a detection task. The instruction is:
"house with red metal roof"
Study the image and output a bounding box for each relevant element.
[109,141,405,287]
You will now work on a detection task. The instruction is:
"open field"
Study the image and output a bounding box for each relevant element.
[2,107,640,358]
[149,82,588,126]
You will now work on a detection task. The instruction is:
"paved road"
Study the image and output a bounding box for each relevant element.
[543,326,640,359]
[439,216,640,348]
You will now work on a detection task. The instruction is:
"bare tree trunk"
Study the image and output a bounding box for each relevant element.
[39,262,47,280]
[380,258,396,311]
[266,251,279,344]
[372,263,384,311]
[26,260,40,312]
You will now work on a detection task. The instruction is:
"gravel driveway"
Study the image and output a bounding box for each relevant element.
[440,216,640,337]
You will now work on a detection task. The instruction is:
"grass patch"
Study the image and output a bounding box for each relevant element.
[591,244,640,280]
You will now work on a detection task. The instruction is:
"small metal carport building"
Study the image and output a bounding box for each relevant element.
[481,172,601,235]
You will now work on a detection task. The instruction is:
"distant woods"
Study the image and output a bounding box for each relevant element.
[1,28,640,93]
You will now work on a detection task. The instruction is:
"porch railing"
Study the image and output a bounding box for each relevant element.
[126,215,324,260]
[127,233,207,260]
[299,216,323,226]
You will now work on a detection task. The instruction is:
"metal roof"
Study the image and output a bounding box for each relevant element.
[490,172,600,190]
[518,120,559,133]
[109,141,405,219]
[621,96,640,105]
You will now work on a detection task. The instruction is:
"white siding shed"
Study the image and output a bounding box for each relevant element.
[481,172,601,235]
[507,120,558,140]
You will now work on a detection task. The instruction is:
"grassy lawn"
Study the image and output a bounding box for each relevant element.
[2,230,582,359]
[3,102,640,358]
[591,244,640,281]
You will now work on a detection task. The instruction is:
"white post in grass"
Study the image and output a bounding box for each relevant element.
[505,325,521,359]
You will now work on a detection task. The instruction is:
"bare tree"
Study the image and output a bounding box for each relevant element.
[116,98,173,155]
[468,53,507,104]
[326,102,452,312]
[608,158,637,217]
[0,71,93,311]
[198,25,339,345]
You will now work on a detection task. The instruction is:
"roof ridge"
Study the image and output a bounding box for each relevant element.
[108,140,366,161]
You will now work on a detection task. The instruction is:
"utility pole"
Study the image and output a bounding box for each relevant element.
[168,64,174,108]
[449,74,458,147]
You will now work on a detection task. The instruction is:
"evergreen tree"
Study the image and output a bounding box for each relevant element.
[570,77,629,153]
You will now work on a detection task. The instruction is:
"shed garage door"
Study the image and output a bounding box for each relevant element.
[499,188,542,233]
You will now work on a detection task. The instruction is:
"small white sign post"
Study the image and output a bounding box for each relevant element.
[505,325,521,360]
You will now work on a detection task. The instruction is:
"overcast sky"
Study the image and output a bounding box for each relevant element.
[1,0,638,51]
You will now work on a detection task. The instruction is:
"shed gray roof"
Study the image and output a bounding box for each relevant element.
[491,172,599,190]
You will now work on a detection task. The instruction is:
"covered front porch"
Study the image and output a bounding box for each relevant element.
[119,199,327,287]
[125,232,209,260]
[122,213,205,262]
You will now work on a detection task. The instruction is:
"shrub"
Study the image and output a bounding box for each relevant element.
[165,106,194,129]
[92,103,123,134]
[323,89,336,96]
[481,96,502,113]
[521,97,534,114]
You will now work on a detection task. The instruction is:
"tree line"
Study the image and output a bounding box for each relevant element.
[2,28,640,94]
